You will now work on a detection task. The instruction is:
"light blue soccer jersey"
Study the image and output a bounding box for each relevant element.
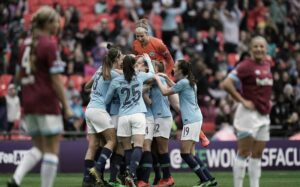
[105,72,154,116]
[144,91,153,117]
[151,76,172,118]
[172,78,202,125]
[87,69,120,109]
[109,93,120,115]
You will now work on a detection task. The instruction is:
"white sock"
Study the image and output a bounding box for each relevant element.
[41,153,59,187]
[248,158,261,187]
[233,156,247,187]
[13,147,42,185]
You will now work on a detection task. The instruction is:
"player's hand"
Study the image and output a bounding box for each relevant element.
[153,74,160,81]
[157,72,167,78]
[64,107,74,119]
[242,99,255,110]
[143,53,151,63]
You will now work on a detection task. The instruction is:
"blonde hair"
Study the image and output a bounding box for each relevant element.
[135,18,149,33]
[29,6,59,72]
[31,6,59,31]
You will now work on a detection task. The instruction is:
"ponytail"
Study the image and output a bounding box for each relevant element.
[123,55,136,83]
[102,47,121,80]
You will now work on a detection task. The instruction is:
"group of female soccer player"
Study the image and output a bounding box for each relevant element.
[8,5,272,187]
[82,19,218,187]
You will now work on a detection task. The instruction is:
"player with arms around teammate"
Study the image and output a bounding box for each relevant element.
[86,48,123,187]
[7,6,72,187]
[221,36,273,187]
[154,60,217,187]
[83,48,122,187]
[132,19,174,78]
[105,54,154,187]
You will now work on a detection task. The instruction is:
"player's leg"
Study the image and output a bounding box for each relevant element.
[41,134,61,187]
[137,116,154,186]
[192,145,217,186]
[82,133,100,187]
[109,116,125,185]
[137,139,152,186]
[9,136,43,187]
[151,140,161,185]
[233,135,254,187]
[248,125,269,187]
[180,122,209,187]
[93,128,116,181]
[153,117,174,186]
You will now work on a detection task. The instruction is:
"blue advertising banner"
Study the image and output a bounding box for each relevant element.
[0,139,299,173]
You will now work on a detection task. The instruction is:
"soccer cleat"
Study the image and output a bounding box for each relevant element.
[124,171,137,187]
[154,176,175,187]
[89,167,107,187]
[192,180,211,187]
[109,181,126,187]
[200,131,210,147]
[118,173,126,185]
[136,180,150,187]
[7,178,20,187]
[82,180,96,187]
[208,178,218,186]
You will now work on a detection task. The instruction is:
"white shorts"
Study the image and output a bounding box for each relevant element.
[24,114,63,136]
[153,117,173,139]
[181,121,202,142]
[117,113,146,137]
[234,103,270,131]
[145,116,155,140]
[111,115,119,129]
[85,108,114,134]
[236,125,270,141]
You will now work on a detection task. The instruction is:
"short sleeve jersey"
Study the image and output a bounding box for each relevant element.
[172,78,203,125]
[87,69,120,110]
[106,72,154,116]
[150,76,172,118]
[230,59,273,114]
[19,36,65,114]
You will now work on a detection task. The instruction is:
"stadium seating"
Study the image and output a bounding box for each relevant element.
[0,74,13,96]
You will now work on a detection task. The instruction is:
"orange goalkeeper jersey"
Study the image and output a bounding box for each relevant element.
[132,36,174,78]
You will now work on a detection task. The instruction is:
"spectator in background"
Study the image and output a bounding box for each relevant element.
[65,79,80,106]
[221,36,273,187]
[94,0,107,14]
[219,1,242,53]
[5,84,21,139]
[159,0,187,48]
[7,6,72,187]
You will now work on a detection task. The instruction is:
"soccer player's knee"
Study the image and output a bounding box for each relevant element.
[251,149,264,158]
[238,149,251,158]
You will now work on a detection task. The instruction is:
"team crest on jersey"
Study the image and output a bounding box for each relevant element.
[149,52,155,57]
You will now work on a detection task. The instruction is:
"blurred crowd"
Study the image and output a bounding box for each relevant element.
[0,0,300,140]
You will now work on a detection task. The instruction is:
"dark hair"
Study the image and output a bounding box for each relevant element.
[154,60,165,73]
[123,55,136,83]
[177,59,196,88]
[102,48,120,80]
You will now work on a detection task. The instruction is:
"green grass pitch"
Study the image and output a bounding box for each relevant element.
[1,171,300,187]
